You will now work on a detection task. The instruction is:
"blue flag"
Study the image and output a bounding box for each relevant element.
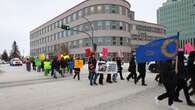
[136,34,179,63]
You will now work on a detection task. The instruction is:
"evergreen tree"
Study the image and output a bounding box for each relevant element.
[10,41,21,59]
[1,50,9,61]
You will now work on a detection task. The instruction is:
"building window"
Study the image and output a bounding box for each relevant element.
[105,21,111,30]
[90,6,95,14]
[73,13,77,21]
[122,7,126,16]
[111,5,119,14]
[119,6,122,15]
[112,37,116,46]
[105,5,110,13]
[97,5,102,13]
[78,10,82,18]
[97,21,103,30]
[111,21,117,29]
[67,16,71,23]
[70,14,74,22]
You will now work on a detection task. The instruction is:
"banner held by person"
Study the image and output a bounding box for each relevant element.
[107,61,117,74]
[136,33,179,63]
[39,54,45,61]
[97,61,107,74]
[85,48,91,58]
[102,48,108,57]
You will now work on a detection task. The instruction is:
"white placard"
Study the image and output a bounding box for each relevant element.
[97,61,107,74]
[107,61,117,74]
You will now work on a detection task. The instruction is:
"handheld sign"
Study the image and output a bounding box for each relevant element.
[39,54,45,61]
[107,61,117,74]
[85,48,91,58]
[102,48,108,57]
[97,61,107,74]
[74,60,83,69]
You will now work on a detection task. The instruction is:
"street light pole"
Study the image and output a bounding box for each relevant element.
[82,16,96,53]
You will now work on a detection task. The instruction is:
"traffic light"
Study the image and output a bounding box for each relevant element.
[61,25,70,30]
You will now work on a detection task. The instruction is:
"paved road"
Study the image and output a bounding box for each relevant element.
[0,65,194,110]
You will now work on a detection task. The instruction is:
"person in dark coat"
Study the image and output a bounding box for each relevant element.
[188,51,195,96]
[32,60,36,71]
[88,53,98,86]
[155,60,178,110]
[41,61,44,72]
[174,51,195,106]
[60,57,67,76]
[116,57,124,80]
[126,55,137,84]
[136,62,147,86]
[51,57,64,79]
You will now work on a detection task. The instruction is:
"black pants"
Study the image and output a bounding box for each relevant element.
[158,83,176,106]
[106,74,112,83]
[137,72,146,85]
[175,79,191,102]
[191,75,195,94]
[73,71,80,80]
[118,70,124,80]
[99,74,104,84]
[127,71,137,83]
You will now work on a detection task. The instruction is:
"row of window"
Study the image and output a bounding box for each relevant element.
[30,20,131,47]
[30,4,131,38]
[180,38,195,48]
[30,36,130,55]
[136,25,165,34]
[131,34,163,41]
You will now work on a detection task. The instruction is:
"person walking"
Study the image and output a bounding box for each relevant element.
[68,57,74,75]
[174,51,195,106]
[26,58,31,72]
[35,58,41,72]
[116,57,124,80]
[60,57,67,77]
[111,58,118,83]
[88,53,98,86]
[73,57,81,80]
[136,62,147,86]
[51,57,64,79]
[126,55,137,84]
[188,51,195,96]
[31,59,36,71]
[44,59,51,76]
[155,60,178,110]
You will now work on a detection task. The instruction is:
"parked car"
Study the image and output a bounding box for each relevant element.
[10,58,23,66]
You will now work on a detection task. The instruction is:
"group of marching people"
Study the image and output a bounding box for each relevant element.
[153,50,195,110]
[86,52,148,86]
[87,53,125,86]
[25,50,195,110]
[25,55,77,79]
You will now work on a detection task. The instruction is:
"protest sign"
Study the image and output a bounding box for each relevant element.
[74,60,83,69]
[97,61,107,74]
[107,61,117,74]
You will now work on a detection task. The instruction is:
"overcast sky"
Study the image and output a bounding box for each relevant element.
[0,0,166,56]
